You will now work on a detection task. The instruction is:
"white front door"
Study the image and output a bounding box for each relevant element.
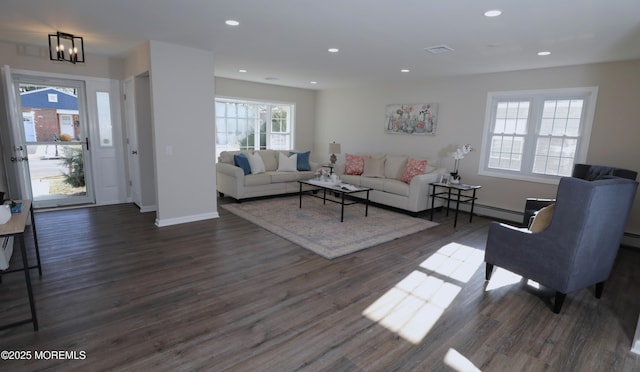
[1,66,127,208]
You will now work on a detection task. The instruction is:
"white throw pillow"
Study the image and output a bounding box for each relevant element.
[246,152,266,174]
[277,152,298,172]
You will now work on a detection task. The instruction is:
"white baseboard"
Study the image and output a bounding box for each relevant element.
[456,203,640,249]
[139,205,157,213]
[155,211,220,227]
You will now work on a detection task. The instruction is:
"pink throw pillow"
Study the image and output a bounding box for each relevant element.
[401,158,427,183]
[345,154,366,175]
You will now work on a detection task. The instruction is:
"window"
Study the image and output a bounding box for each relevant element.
[215,99,294,159]
[479,87,598,184]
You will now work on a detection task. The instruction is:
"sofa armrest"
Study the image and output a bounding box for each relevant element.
[407,171,443,211]
[216,162,245,178]
[216,162,245,198]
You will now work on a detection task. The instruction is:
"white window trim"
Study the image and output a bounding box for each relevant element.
[215,96,295,150]
[478,87,598,185]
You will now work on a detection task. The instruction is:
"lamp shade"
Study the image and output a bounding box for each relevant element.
[329,142,341,154]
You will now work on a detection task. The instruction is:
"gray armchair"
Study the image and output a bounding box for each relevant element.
[523,163,638,226]
[485,177,638,313]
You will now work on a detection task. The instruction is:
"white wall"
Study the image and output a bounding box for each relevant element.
[316,60,640,235]
[215,77,316,158]
[148,41,218,226]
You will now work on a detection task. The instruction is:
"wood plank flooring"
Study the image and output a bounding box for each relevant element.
[0,200,639,371]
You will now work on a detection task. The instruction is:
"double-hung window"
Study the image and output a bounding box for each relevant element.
[215,98,294,159]
[479,87,598,184]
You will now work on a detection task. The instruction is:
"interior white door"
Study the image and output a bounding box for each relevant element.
[124,77,142,207]
[1,65,30,200]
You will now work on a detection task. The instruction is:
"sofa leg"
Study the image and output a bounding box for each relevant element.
[485,263,494,280]
[553,292,566,314]
[595,281,605,298]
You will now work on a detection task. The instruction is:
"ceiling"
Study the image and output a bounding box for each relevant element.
[1,0,639,90]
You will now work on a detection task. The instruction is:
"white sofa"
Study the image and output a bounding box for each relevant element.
[216,150,319,200]
[334,153,447,214]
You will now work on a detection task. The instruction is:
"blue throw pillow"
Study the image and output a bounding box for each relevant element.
[234,153,252,175]
[290,151,311,171]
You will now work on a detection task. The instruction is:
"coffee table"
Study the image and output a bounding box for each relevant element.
[298,180,371,222]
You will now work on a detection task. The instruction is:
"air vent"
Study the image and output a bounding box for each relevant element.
[424,45,455,54]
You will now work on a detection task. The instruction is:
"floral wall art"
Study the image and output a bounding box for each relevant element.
[385,103,438,135]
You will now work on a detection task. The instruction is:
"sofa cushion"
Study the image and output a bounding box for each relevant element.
[244,173,271,186]
[401,157,427,183]
[383,179,410,197]
[385,155,408,179]
[363,157,386,178]
[218,151,236,164]
[345,153,367,175]
[290,151,311,171]
[233,153,252,175]
[258,150,278,171]
[340,175,362,186]
[277,152,298,172]
[360,177,385,190]
[270,172,300,183]
[247,152,266,174]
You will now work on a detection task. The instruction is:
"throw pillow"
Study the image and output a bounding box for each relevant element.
[246,152,266,174]
[233,153,252,175]
[362,157,386,178]
[529,203,555,232]
[401,157,427,183]
[345,154,367,175]
[290,151,311,171]
[277,152,298,172]
[385,155,408,179]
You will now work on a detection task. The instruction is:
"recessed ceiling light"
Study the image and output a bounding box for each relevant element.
[401,69,410,73]
[537,51,551,56]
[238,69,247,73]
[225,20,240,26]
[484,10,502,17]
[328,48,339,53]
[310,81,318,85]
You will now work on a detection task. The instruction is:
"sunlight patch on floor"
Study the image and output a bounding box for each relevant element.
[363,242,483,344]
[444,348,481,372]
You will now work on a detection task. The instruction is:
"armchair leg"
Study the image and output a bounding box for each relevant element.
[553,292,566,314]
[485,263,494,280]
[595,282,605,298]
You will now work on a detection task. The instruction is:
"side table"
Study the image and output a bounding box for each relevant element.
[429,182,482,228]
[0,200,41,331]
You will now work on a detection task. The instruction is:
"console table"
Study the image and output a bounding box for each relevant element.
[0,200,41,331]
[429,182,481,228]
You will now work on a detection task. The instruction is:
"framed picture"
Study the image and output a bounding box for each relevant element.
[439,174,449,184]
[385,103,438,135]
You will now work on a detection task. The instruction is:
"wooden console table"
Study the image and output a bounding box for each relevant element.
[0,200,41,331]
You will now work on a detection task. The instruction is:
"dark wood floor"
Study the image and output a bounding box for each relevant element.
[0,201,639,371]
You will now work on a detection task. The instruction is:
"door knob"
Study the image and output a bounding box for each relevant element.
[131,150,138,155]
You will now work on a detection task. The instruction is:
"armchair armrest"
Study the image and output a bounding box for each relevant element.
[485,221,568,289]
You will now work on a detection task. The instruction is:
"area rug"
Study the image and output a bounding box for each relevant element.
[221,196,438,259]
